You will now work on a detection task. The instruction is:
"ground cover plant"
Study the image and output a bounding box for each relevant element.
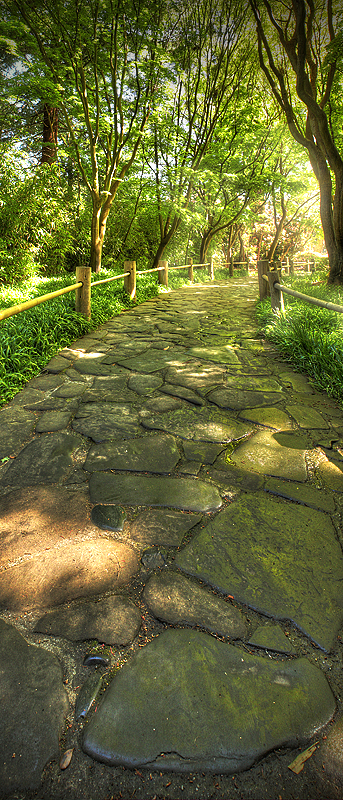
[0,264,236,406]
[256,270,343,406]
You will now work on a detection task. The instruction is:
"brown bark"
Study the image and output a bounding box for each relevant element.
[41,104,58,164]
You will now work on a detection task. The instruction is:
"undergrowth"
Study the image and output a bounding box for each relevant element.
[0,263,237,405]
[256,270,343,406]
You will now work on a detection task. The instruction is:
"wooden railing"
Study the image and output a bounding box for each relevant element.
[0,258,212,323]
[258,261,343,315]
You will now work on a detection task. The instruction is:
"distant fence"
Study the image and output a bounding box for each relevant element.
[258,261,343,315]
[0,258,213,323]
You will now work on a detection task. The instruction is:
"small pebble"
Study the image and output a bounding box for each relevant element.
[59,748,74,770]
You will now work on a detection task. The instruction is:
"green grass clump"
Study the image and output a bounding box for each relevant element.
[256,271,343,405]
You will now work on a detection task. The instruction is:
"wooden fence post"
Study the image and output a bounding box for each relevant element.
[257,260,270,300]
[158,260,168,287]
[188,257,193,282]
[75,266,91,320]
[208,257,214,280]
[124,260,136,299]
[267,269,284,313]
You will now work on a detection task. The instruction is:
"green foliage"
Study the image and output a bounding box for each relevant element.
[256,274,343,405]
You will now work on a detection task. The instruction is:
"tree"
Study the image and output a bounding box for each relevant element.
[4,0,175,272]
[248,0,343,284]
[146,0,251,267]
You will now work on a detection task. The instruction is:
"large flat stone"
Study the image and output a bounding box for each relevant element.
[83,628,335,772]
[0,406,36,458]
[286,404,330,429]
[84,434,180,473]
[187,345,241,364]
[264,477,336,512]
[127,508,202,546]
[143,571,247,638]
[116,350,188,373]
[207,387,285,410]
[141,407,253,443]
[238,406,293,430]
[230,429,308,481]
[176,495,343,650]
[89,473,222,512]
[0,539,139,610]
[0,620,68,793]
[0,432,81,486]
[72,403,141,441]
[0,486,91,564]
[165,363,226,391]
[34,595,141,645]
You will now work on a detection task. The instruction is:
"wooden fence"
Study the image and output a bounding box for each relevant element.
[258,261,343,315]
[0,258,212,323]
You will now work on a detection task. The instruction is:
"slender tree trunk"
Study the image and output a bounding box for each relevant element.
[152,216,180,268]
[41,105,58,164]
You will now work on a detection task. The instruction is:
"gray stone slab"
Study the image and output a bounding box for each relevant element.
[141,407,253,443]
[128,373,163,395]
[0,432,81,486]
[34,595,141,645]
[73,357,114,376]
[24,396,79,412]
[127,508,202,546]
[176,494,343,650]
[54,382,87,397]
[238,406,293,430]
[73,403,141,441]
[27,374,66,390]
[249,623,296,654]
[161,384,205,406]
[200,466,264,493]
[0,538,139,610]
[231,429,308,481]
[45,355,72,372]
[89,473,222,512]
[0,406,36,458]
[286,404,330,429]
[265,477,336,512]
[143,395,183,412]
[82,628,335,772]
[187,345,241,364]
[117,350,188,373]
[143,571,247,639]
[84,434,180,473]
[182,440,225,463]
[224,375,283,391]
[0,620,68,793]
[207,387,285,410]
[91,504,127,530]
[165,363,226,391]
[35,411,73,432]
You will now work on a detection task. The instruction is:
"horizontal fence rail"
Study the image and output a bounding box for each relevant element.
[259,264,343,315]
[0,281,83,323]
[0,258,213,323]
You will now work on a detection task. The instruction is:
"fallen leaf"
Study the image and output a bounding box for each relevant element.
[59,748,74,770]
[288,743,318,774]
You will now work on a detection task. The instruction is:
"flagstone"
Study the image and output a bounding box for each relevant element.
[238,406,293,430]
[126,508,202,546]
[230,428,308,481]
[286,404,330,429]
[0,432,81,486]
[0,620,68,793]
[89,472,222,512]
[0,406,37,458]
[84,434,180,473]
[73,403,141,440]
[143,571,247,639]
[207,387,285,410]
[82,628,335,772]
[141,406,253,443]
[176,494,343,650]
[34,595,141,645]
[264,477,336,512]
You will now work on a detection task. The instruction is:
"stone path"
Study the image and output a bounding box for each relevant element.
[1,277,343,799]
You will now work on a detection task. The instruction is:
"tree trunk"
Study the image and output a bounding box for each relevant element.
[90,201,110,273]
[41,105,58,164]
[152,216,180,268]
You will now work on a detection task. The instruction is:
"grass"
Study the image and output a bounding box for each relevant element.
[0,262,246,406]
[255,270,343,406]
